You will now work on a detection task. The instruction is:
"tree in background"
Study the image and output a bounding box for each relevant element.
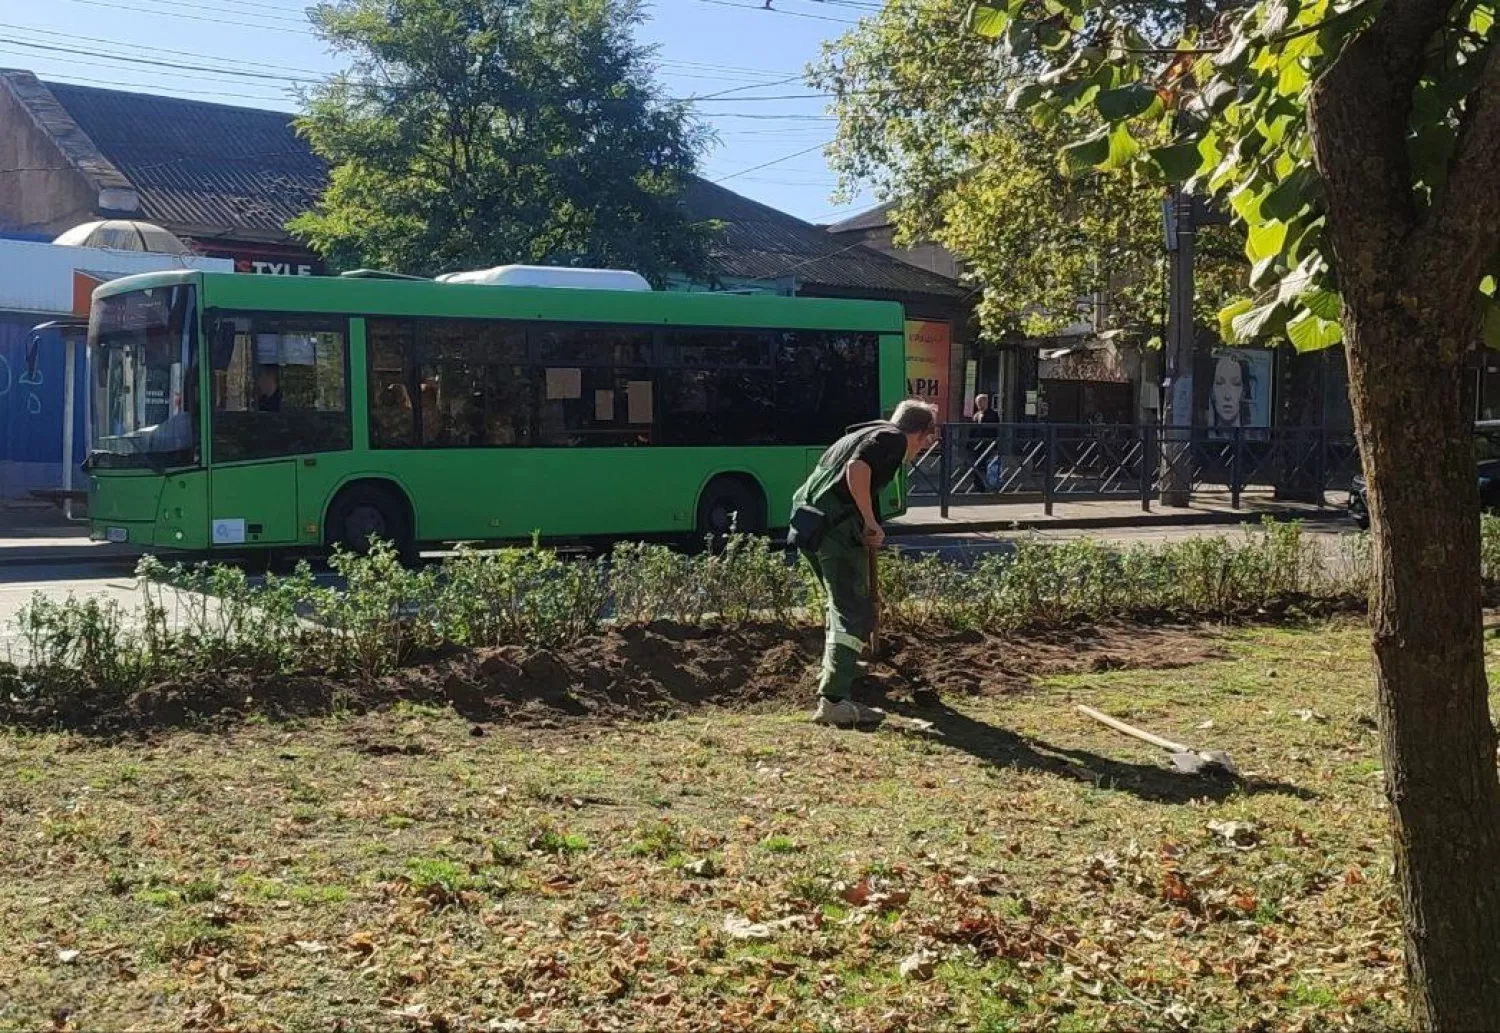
[812,0,1247,342]
[292,0,713,282]
[969,0,1500,1025]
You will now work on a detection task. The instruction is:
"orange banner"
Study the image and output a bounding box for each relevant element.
[905,320,951,423]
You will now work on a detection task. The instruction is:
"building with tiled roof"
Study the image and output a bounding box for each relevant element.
[0,72,966,300]
[0,69,974,421]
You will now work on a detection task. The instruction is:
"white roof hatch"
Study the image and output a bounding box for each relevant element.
[435,265,652,291]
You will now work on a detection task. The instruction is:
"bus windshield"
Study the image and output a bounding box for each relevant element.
[88,285,199,470]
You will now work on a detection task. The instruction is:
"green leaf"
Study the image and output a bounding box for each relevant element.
[1003,16,1037,57]
[1230,299,1290,344]
[1149,142,1202,182]
[1484,298,1500,349]
[1060,128,1111,173]
[1286,307,1343,351]
[1103,122,1140,169]
[1095,82,1158,121]
[1199,80,1237,114]
[1260,167,1313,220]
[1277,57,1310,96]
[1482,275,1497,297]
[1474,2,1496,36]
[1229,182,1266,225]
[1298,288,1341,320]
[1215,33,1251,71]
[968,2,1009,38]
[1007,82,1046,111]
[1250,253,1281,288]
[1218,298,1253,341]
[1246,219,1288,263]
[1260,0,1299,39]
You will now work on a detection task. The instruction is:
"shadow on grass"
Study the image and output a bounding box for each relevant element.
[871,691,1316,806]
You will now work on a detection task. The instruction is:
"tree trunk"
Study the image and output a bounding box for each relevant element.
[1342,300,1500,1030]
[1306,7,1500,1022]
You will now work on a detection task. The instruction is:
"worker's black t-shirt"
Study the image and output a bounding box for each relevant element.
[849,426,907,493]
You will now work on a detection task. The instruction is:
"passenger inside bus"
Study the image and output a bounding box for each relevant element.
[255,366,282,412]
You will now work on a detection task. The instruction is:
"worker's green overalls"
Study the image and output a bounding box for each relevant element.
[791,423,893,701]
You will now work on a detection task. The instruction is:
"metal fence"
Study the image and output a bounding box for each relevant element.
[908,423,1362,517]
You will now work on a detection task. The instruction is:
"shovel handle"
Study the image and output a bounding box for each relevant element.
[1076,705,1190,754]
[867,544,882,655]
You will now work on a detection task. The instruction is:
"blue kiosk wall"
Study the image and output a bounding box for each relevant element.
[0,316,87,501]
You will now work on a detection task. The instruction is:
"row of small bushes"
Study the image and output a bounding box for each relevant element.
[3,516,1487,722]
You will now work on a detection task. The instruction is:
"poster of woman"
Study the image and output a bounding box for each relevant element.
[1199,348,1273,429]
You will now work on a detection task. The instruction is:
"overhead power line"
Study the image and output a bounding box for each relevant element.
[711,141,827,182]
[0,20,327,75]
[1,21,802,88]
[3,36,828,107]
[690,0,862,25]
[54,0,312,34]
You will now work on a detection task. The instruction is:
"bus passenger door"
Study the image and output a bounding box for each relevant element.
[205,314,351,548]
[209,462,300,546]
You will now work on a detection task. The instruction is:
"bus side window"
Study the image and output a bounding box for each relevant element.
[772,331,880,445]
[534,327,653,447]
[368,319,417,448]
[211,316,350,462]
[659,329,775,446]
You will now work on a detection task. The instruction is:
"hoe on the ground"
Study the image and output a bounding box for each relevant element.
[1077,704,1239,777]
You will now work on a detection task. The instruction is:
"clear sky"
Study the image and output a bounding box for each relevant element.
[0,0,874,225]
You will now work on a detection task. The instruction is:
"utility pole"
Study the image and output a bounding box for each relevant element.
[1160,188,1228,507]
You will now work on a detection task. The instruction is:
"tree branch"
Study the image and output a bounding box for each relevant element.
[1414,41,1500,288]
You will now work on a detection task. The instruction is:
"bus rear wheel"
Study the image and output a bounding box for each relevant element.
[696,476,766,540]
[326,483,414,562]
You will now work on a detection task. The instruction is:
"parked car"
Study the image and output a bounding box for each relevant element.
[1348,420,1500,528]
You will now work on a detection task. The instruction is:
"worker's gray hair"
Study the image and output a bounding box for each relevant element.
[892,399,939,434]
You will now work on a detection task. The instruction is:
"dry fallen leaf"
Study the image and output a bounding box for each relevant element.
[684,857,719,878]
[1162,870,1196,906]
[56,949,81,965]
[899,949,936,981]
[724,916,770,940]
[724,915,802,940]
[841,879,873,906]
[1207,820,1261,849]
[295,941,330,954]
[345,932,377,956]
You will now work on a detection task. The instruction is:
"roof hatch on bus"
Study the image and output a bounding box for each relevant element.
[434,265,653,291]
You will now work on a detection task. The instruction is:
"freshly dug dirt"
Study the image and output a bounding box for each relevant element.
[53,620,1232,733]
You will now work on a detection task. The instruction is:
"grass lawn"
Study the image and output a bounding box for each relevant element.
[0,619,1466,1032]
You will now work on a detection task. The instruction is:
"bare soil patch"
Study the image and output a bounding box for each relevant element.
[56,621,1232,733]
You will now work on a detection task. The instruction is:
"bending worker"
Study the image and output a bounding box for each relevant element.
[788,400,940,728]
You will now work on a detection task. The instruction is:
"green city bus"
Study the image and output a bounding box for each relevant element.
[85,267,909,556]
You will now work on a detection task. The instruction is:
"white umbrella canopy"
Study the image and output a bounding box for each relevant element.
[53,219,192,255]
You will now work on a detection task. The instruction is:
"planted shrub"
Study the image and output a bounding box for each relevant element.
[0,516,1433,728]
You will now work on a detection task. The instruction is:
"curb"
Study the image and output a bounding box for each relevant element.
[889,507,1344,537]
[0,545,140,568]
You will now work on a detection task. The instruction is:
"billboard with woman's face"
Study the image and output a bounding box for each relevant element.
[1198,347,1273,429]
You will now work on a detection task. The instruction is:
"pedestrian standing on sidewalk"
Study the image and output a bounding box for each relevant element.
[967,393,1001,492]
[787,400,940,728]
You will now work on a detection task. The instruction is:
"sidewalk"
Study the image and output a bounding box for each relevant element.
[0,492,1354,565]
[889,492,1351,535]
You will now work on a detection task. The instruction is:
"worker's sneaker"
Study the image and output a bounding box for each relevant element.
[811,697,885,729]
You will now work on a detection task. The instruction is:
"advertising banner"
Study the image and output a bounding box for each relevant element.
[905,320,952,423]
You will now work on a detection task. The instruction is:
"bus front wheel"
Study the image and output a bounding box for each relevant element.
[696,476,766,539]
[326,483,414,562]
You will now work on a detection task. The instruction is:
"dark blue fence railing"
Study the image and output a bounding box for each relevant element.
[908,422,1361,518]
